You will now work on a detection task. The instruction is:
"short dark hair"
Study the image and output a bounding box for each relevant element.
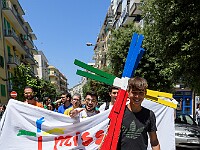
[61,92,71,99]
[109,86,119,92]
[43,97,50,103]
[24,86,34,91]
[66,93,72,99]
[85,91,98,101]
[127,77,148,92]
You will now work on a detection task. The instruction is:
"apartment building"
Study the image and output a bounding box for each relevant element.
[34,51,49,81]
[48,65,68,94]
[92,0,142,69]
[0,0,37,104]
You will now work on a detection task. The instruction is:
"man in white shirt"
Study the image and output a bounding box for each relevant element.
[196,104,200,125]
[99,86,119,112]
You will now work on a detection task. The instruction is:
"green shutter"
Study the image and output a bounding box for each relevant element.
[2,0,6,8]
[1,84,6,97]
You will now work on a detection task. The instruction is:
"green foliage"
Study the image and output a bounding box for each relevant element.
[83,0,200,94]
[108,23,174,92]
[82,66,112,102]
[82,79,110,103]
[108,24,142,77]
[10,64,57,101]
[142,0,200,94]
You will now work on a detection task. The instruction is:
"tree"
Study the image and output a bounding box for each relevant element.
[142,0,200,94]
[107,23,174,92]
[82,79,110,103]
[108,24,141,77]
[10,64,57,101]
[82,66,112,103]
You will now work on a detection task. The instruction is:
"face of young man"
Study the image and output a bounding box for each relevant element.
[60,94,70,104]
[85,95,97,112]
[109,89,118,103]
[128,89,145,107]
[71,95,81,108]
[24,88,34,100]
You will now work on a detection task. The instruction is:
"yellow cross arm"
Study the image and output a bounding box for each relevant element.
[145,89,177,109]
[146,89,173,99]
[145,95,177,109]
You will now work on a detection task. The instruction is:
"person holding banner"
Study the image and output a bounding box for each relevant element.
[24,86,43,108]
[117,77,160,150]
[64,93,82,116]
[57,93,72,114]
[70,91,99,119]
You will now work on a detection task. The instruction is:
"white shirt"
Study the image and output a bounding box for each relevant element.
[196,108,200,118]
[79,109,97,118]
[99,102,113,113]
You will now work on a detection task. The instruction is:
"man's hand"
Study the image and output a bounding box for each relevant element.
[69,108,85,118]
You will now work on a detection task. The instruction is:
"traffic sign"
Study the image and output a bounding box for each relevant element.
[10,91,17,98]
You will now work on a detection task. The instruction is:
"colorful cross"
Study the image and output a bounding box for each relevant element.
[74,33,177,150]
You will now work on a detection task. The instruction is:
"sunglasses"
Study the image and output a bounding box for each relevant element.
[24,92,33,95]
[85,98,97,103]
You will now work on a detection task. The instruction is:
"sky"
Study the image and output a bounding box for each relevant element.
[18,0,111,88]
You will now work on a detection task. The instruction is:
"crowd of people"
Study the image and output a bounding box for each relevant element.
[2,77,161,149]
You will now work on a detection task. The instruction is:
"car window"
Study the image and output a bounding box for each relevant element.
[175,114,196,125]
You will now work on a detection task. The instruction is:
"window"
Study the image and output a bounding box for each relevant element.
[1,84,6,97]
[7,45,11,56]
[0,55,4,68]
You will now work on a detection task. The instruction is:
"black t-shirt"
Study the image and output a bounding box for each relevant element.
[117,106,157,150]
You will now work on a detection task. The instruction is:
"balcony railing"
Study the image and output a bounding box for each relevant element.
[4,29,29,53]
[8,55,21,66]
[24,35,34,48]
[2,1,28,33]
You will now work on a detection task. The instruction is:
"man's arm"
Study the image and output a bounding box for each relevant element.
[149,131,160,150]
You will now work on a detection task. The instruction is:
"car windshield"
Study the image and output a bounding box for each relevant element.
[175,114,197,125]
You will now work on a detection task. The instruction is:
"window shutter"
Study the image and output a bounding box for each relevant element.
[1,84,6,97]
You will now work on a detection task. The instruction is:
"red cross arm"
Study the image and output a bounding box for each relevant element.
[100,89,128,150]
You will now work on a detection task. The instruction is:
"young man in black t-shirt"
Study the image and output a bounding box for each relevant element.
[117,77,160,150]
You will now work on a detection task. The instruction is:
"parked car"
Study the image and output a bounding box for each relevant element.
[175,113,200,149]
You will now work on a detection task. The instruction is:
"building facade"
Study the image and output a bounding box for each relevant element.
[48,65,68,94]
[0,0,37,104]
[34,51,49,81]
[93,0,142,69]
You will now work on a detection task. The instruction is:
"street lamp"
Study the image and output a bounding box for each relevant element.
[86,42,94,46]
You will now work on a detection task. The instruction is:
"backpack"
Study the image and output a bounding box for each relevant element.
[105,101,110,110]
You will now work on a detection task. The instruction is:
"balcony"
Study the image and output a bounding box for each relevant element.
[4,29,28,54]
[24,35,34,48]
[114,0,122,20]
[2,1,28,34]
[7,55,21,68]
[25,49,36,65]
[129,0,142,17]
[49,72,59,78]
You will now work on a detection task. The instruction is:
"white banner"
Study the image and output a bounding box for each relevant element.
[0,99,175,150]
